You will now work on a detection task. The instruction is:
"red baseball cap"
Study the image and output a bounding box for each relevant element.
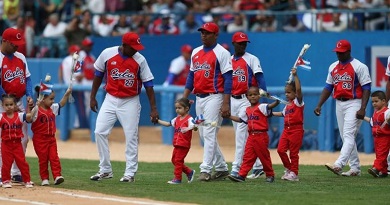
[122,32,144,51]
[68,45,81,54]
[82,38,93,46]
[2,28,25,46]
[232,32,250,43]
[197,22,219,33]
[333,40,351,52]
[181,44,192,53]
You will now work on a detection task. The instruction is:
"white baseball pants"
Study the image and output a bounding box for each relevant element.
[196,94,228,173]
[95,93,140,177]
[334,99,362,171]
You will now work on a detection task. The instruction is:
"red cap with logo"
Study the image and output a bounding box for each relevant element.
[2,28,25,46]
[197,22,219,33]
[333,40,351,52]
[122,32,144,51]
[181,44,192,53]
[68,45,81,54]
[82,38,93,46]
[232,32,250,43]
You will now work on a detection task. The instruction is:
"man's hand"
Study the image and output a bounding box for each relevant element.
[220,103,230,118]
[90,98,98,112]
[314,106,321,116]
[150,109,159,124]
[356,108,365,120]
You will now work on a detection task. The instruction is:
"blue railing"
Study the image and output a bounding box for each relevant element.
[53,84,375,153]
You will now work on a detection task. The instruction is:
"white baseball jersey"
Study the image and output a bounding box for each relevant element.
[168,55,190,86]
[60,55,82,85]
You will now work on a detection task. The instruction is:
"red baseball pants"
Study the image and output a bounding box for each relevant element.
[373,136,390,174]
[277,126,304,175]
[171,146,192,180]
[1,139,31,183]
[33,135,62,180]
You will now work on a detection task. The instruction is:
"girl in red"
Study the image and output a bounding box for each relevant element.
[1,94,34,188]
[30,87,72,186]
[273,68,304,182]
[227,86,280,183]
[363,91,390,178]
[157,98,196,184]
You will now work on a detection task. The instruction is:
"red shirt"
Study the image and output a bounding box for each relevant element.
[370,107,390,137]
[82,53,96,80]
[245,103,270,132]
[31,104,60,136]
[0,112,24,140]
[171,115,193,148]
[282,98,304,127]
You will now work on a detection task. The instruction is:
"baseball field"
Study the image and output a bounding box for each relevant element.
[0,126,386,205]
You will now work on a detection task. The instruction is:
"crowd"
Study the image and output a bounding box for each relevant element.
[0,0,389,58]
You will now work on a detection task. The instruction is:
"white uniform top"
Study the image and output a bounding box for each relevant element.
[169,55,187,75]
[61,55,82,85]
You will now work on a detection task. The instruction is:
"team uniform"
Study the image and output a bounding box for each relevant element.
[186,43,231,175]
[93,46,154,180]
[230,52,264,175]
[326,58,371,172]
[169,115,195,183]
[165,55,190,86]
[0,51,32,179]
[383,56,390,172]
[0,112,32,185]
[31,104,63,183]
[79,49,96,121]
[277,98,304,178]
[368,107,390,176]
[237,103,274,179]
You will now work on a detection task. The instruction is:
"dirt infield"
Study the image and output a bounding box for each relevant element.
[1,126,375,205]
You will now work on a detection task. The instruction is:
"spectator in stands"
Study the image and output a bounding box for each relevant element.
[130,13,150,35]
[163,44,192,87]
[37,0,66,19]
[93,14,117,37]
[151,0,168,13]
[282,15,306,32]
[14,15,35,57]
[87,0,105,14]
[226,13,248,33]
[3,0,22,27]
[40,13,68,57]
[64,16,91,47]
[250,14,277,32]
[178,12,200,34]
[149,12,180,35]
[79,10,93,34]
[320,13,347,32]
[112,14,132,36]
[165,0,188,23]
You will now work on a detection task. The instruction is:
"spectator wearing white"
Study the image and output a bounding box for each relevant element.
[226,13,248,33]
[320,13,347,32]
[87,0,105,14]
[41,13,68,57]
[93,14,117,37]
[112,14,132,36]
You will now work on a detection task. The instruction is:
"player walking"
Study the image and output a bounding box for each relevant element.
[383,56,390,174]
[89,32,159,183]
[183,22,232,181]
[314,40,371,176]
[229,31,266,178]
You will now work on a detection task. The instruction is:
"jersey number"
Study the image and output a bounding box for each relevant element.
[125,80,134,87]
[238,76,246,82]
[342,82,352,89]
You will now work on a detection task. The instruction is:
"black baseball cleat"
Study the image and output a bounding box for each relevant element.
[228,174,245,182]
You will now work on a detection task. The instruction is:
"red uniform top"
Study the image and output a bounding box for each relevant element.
[82,53,96,81]
[282,98,304,127]
[326,58,371,99]
[245,103,270,132]
[370,107,390,137]
[0,52,31,99]
[0,112,24,140]
[231,52,263,95]
[173,63,190,86]
[94,46,154,98]
[190,44,232,94]
[171,115,194,149]
[31,104,60,136]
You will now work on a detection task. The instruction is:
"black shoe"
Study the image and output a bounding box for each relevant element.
[368,168,380,177]
[198,172,211,181]
[265,176,275,183]
[11,175,23,183]
[228,174,245,182]
[211,171,229,180]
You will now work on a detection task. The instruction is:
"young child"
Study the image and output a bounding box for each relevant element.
[1,94,34,188]
[227,86,280,183]
[29,87,72,186]
[273,68,304,182]
[157,98,196,184]
[363,91,390,178]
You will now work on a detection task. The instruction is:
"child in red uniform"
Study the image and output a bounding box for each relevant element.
[273,68,304,181]
[1,94,34,188]
[363,91,390,178]
[227,86,280,183]
[30,87,72,186]
[157,98,196,184]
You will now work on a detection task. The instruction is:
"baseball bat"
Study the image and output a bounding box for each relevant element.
[287,44,311,83]
[68,52,80,103]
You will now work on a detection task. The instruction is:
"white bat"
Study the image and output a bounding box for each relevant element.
[181,120,219,133]
[288,44,311,83]
[259,89,289,104]
[68,52,80,103]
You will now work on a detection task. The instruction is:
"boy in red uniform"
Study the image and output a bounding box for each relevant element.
[273,68,304,181]
[363,91,390,178]
[1,94,34,188]
[157,98,196,184]
[226,86,280,183]
[30,82,72,186]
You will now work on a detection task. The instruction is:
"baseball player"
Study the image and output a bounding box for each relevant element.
[0,28,33,184]
[314,39,371,176]
[89,32,159,183]
[383,56,390,174]
[183,22,232,181]
[230,31,266,178]
[163,44,192,87]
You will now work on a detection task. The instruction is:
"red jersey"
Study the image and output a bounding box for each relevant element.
[282,98,304,127]
[0,112,24,140]
[190,44,232,94]
[0,52,31,99]
[170,115,194,148]
[31,104,60,136]
[245,103,270,132]
[231,52,263,95]
[94,46,154,98]
[326,58,371,99]
[82,52,96,80]
[370,107,390,137]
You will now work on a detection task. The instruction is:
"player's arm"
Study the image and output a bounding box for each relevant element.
[356,83,371,120]
[157,119,171,127]
[144,80,159,124]
[314,84,333,116]
[59,87,72,107]
[363,116,370,123]
[229,115,246,123]
[90,71,104,112]
[25,105,39,123]
[183,71,194,98]
[272,112,283,117]
[221,70,232,118]
[386,79,390,102]
[291,68,303,104]
[268,100,280,109]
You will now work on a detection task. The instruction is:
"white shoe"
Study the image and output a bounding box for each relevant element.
[341,170,361,176]
[54,176,64,185]
[281,169,290,180]
[41,179,50,186]
[2,180,12,188]
[25,181,34,188]
[246,169,264,179]
[284,171,299,181]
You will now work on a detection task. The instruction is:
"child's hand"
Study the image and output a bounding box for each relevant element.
[66,87,72,94]
[291,68,297,76]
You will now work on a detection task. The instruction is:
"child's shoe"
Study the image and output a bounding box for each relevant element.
[167,179,181,184]
[285,171,299,181]
[2,180,12,188]
[54,176,64,185]
[25,181,34,188]
[187,170,195,183]
[41,179,50,186]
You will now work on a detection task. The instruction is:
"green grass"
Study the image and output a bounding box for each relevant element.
[26,157,387,205]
